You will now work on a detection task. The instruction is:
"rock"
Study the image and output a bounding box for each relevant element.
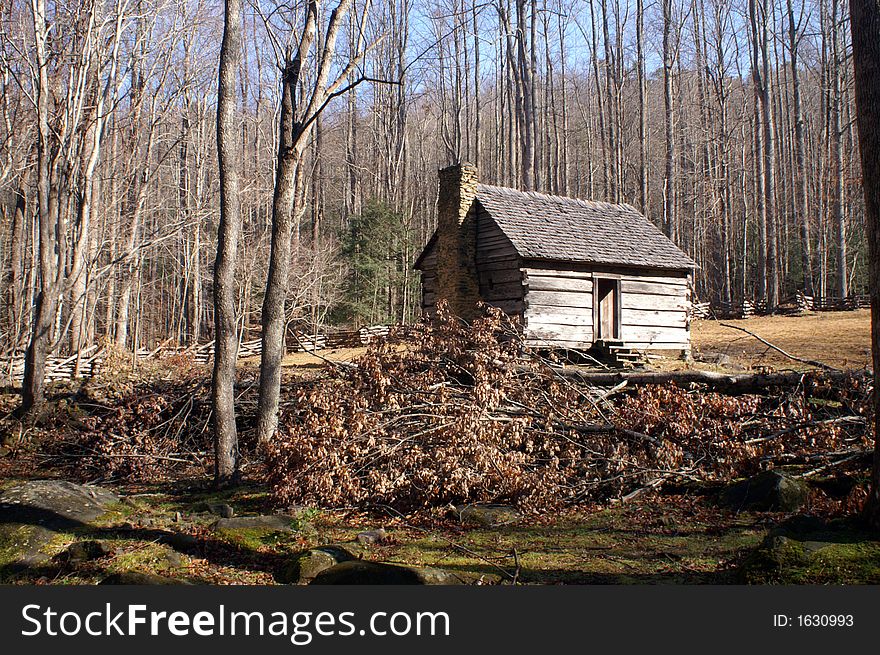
[155,545,184,569]
[310,560,459,585]
[211,514,311,546]
[212,515,297,533]
[771,514,828,537]
[157,530,200,552]
[737,515,880,583]
[99,571,192,585]
[56,540,112,563]
[719,470,809,512]
[752,534,810,567]
[456,504,522,527]
[278,546,357,584]
[356,529,388,546]
[192,502,234,518]
[0,480,119,567]
[0,480,119,526]
[215,504,235,519]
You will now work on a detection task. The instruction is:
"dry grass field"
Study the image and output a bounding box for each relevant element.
[238,346,370,370]
[691,310,871,370]
[237,310,872,373]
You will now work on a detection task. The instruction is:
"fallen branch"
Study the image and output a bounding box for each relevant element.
[744,415,867,444]
[554,367,864,394]
[796,452,868,479]
[719,322,840,371]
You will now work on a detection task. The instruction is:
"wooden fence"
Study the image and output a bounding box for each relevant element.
[0,325,393,384]
[690,292,869,321]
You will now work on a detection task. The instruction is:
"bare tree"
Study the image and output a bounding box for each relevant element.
[213,0,243,484]
[662,0,677,239]
[256,0,379,443]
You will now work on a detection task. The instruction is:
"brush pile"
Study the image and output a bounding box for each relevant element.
[264,303,872,513]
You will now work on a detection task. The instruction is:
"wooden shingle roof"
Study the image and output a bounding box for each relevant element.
[474,184,696,270]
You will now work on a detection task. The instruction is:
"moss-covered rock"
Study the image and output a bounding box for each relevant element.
[211,514,313,549]
[741,518,880,584]
[0,480,119,569]
[278,545,357,584]
[309,560,460,585]
[55,540,113,563]
[719,471,809,512]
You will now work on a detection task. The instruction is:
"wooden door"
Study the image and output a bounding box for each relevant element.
[595,278,621,341]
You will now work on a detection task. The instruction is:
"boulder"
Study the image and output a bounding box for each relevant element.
[152,544,184,569]
[456,504,522,527]
[0,480,119,526]
[356,529,388,546]
[204,503,235,518]
[278,545,357,584]
[309,560,459,585]
[771,514,828,537]
[55,540,113,563]
[719,471,809,512]
[212,515,297,533]
[211,514,314,547]
[0,480,119,567]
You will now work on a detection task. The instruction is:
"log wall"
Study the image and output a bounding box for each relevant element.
[522,262,690,351]
[474,207,524,315]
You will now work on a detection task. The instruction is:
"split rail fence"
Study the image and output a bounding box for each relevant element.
[0,325,392,384]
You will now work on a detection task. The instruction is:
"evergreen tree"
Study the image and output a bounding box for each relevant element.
[336,200,416,325]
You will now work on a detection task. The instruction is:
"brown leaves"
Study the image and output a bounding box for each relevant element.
[264,304,872,515]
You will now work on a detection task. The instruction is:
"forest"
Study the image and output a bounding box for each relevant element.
[0,0,868,355]
[0,0,879,587]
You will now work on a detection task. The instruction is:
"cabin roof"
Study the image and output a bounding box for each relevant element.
[415,184,696,271]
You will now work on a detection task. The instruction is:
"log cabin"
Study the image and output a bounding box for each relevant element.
[414,163,697,357]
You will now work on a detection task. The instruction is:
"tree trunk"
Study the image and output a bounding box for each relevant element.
[832,0,848,299]
[22,0,58,413]
[760,0,779,309]
[255,62,305,444]
[788,0,814,297]
[636,0,648,215]
[850,0,880,528]
[212,0,243,485]
[662,0,676,239]
[7,188,25,350]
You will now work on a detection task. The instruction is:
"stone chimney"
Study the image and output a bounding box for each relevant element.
[435,162,480,320]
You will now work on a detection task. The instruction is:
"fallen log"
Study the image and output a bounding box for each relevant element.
[549,367,868,394]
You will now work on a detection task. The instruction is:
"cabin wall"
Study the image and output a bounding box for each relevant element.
[419,234,691,353]
[618,272,690,350]
[521,267,594,347]
[419,244,439,314]
[522,262,690,351]
[474,206,524,315]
